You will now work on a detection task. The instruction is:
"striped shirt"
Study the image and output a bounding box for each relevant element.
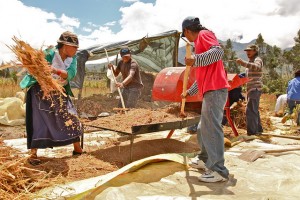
[240,56,263,93]
[187,46,224,96]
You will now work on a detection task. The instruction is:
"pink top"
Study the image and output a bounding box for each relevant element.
[194,30,230,98]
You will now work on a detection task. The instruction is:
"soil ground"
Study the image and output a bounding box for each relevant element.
[1,85,300,199]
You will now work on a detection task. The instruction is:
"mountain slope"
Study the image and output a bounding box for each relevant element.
[178,39,256,64]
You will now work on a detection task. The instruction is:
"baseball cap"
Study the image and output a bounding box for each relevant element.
[244,44,259,52]
[57,31,79,48]
[120,46,131,57]
[181,16,200,37]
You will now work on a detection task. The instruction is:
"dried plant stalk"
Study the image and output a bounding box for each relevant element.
[7,36,66,98]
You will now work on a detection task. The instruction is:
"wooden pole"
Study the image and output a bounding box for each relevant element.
[104,49,127,113]
[180,43,192,118]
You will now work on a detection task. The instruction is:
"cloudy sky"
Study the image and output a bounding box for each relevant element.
[0,0,300,63]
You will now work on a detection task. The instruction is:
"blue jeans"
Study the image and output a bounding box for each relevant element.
[246,90,263,135]
[118,87,141,108]
[196,88,229,178]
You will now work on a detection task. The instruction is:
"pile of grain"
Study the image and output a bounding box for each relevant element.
[86,105,199,133]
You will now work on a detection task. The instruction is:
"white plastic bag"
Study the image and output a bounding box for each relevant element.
[106,66,117,93]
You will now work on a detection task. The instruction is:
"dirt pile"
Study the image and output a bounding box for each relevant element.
[229,101,274,131]
[76,71,170,117]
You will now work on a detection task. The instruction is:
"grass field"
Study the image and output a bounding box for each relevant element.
[0,77,110,98]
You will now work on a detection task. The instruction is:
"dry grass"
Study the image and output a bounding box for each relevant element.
[0,139,64,200]
[6,36,65,98]
[72,79,110,98]
[0,78,21,98]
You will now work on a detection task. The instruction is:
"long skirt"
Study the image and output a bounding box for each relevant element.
[26,84,83,149]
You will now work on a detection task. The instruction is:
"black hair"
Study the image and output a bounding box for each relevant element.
[187,24,208,32]
[56,43,64,49]
[295,70,300,77]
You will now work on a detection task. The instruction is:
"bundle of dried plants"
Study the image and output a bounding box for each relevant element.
[6,36,65,98]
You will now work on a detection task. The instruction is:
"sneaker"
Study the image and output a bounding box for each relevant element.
[198,170,228,183]
[189,158,206,170]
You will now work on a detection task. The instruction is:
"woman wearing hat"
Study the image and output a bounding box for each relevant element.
[20,31,84,164]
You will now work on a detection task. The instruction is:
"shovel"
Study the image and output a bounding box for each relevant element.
[104,48,127,114]
[238,147,300,162]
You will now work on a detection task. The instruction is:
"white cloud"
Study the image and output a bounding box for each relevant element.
[1,0,300,63]
[123,0,140,3]
[0,0,80,62]
[114,0,300,48]
[58,14,80,30]
[104,21,116,26]
[82,27,93,33]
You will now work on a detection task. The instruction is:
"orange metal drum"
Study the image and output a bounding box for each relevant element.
[152,67,201,102]
[152,67,249,102]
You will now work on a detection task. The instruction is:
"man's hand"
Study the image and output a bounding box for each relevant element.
[116,82,124,88]
[185,55,195,66]
[107,63,113,69]
[181,91,188,99]
[236,58,244,65]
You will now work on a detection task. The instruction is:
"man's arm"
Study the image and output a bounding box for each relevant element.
[107,63,120,77]
[236,57,263,71]
[193,46,224,67]
[121,70,135,86]
[186,81,198,96]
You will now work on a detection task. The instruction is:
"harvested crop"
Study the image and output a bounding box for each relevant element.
[6,36,65,98]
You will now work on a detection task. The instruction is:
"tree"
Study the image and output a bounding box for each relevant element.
[223,39,240,73]
[255,34,288,93]
[289,29,300,70]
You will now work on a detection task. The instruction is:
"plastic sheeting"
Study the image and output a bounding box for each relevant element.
[70,30,181,89]
[0,92,25,126]
[37,133,300,200]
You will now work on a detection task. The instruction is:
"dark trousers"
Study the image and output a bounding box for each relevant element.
[118,87,141,108]
[287,100,300,125]
[246,90,263,135]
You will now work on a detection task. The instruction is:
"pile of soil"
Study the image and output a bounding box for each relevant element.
[140,71,156,102]
[229,101,274,131]
[76,71,170,117]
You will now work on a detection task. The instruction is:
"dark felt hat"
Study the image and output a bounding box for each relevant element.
[57,31,79,48]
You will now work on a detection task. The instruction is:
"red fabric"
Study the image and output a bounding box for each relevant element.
[194,30,229,98]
